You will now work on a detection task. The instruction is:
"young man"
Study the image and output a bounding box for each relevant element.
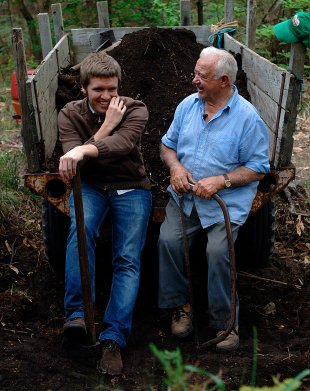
[58,52,152,375]
[158,47,270,351]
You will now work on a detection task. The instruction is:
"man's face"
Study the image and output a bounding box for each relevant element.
[84,76,119,114]
[192,58,222,100]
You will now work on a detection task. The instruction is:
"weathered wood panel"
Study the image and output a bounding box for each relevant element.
[247,80,286,164]
[51,3,65,43]
[38,13,53,59]
[12,28,40,172]
[71,26,211,64]
[29,35,70,161]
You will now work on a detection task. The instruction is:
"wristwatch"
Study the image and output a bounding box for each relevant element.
[223,173,232,188]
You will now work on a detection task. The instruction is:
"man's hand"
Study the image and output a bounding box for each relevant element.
[170,164,195,194]
[95,97,127,141]
[59,144,98,180]
[191,176,223,199]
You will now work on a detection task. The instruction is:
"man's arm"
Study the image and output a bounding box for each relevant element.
[192,166,264,199]
[59,97,126,180]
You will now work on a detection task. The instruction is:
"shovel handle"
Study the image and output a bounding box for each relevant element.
[72,167,97,346]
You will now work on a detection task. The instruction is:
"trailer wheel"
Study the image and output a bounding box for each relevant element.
[235,199,275,269]
[42,199,70,269]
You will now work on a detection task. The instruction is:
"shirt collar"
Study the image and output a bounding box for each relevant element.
[88,101,104,123]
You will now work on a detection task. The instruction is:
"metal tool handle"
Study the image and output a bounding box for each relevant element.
[72,167,97,346]
[200,193,237,349]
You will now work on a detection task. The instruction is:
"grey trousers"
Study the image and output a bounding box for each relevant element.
[158,197,240,330]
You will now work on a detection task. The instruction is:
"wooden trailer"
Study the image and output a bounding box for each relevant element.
[11,1,307,267]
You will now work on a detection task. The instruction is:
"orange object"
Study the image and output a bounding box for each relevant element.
[11,70,35,122]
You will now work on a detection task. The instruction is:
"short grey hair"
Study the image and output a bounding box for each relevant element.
[200,47,238,84]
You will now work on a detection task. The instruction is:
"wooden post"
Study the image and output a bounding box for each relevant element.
[278,43,306,166]
[246,0,256,50]
[224,0,234,22]
[51,3,64,43]
[97,1,110,28]
[38,13,53,58]
[196,0,204,25]
[11,29,40,172]
[180,0,191,26]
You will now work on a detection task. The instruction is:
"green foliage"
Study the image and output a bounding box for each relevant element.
[0,150,24,191]
[280,0,309,13]
[150,343,226,390]
[110,0,179,27]
[239,369,310,390]
[62,0,98,29]
[150,339,310,390]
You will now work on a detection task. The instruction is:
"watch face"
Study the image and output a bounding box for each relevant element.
[225,179,232,188]
[223,174,231,188]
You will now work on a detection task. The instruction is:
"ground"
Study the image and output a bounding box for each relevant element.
[0,28,309,390]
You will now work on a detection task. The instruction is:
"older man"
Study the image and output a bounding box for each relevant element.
[158,47,270,351]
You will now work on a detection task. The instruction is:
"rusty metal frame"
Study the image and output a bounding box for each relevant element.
[24,166,295,221]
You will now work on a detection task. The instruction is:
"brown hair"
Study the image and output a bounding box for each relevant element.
[80,51,122,87]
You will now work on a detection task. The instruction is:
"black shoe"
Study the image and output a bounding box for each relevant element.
[63,317,87,345]
[97,340,123,376]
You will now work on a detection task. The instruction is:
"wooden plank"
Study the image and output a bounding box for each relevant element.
[225,0,234,22]
[38,13,53,59]
[71,26,211,64]
[51,3,65,43]
[97,1,110,28]
[28,36,70,161]
[12,28,40,172]
[247,80,286,166]
[54,34,71,69]
[246,0,256,50]
[277,42,308,167]
[180,0,191,26]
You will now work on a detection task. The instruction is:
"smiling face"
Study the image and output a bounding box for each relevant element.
[84,76,119,114]
[192,58,223,101]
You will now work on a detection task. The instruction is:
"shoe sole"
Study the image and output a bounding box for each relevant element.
[97,362,122,376]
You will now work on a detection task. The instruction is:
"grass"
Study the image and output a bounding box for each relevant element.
[150,336,310,390]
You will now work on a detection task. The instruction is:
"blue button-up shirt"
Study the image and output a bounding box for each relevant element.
[161,86,270,228]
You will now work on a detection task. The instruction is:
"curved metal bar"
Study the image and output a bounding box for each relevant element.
[200,193,237,349]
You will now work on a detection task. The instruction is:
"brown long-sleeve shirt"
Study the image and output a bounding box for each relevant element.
[58,97,151,190]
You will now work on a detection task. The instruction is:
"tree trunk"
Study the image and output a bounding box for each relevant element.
[196,0,203,25]
[16,0,52,61]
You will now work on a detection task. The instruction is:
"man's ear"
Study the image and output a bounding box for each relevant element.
[221,75,230,87]
[81,87,86,95]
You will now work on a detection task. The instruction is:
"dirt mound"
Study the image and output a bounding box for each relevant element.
[55,27,249,205]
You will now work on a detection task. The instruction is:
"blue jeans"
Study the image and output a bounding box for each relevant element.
[158,197,240,330]
[64,184,152,348]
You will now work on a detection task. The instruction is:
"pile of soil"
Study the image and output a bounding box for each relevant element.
[55,27,249,206]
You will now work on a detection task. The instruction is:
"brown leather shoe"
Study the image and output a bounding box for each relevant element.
[97,340,123,376]
[63,317,87,344]
[216,326,239,352]
[171,303,193,338]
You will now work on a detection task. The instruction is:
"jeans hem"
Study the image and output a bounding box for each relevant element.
[66,311,84,321]
[99,331,126,349]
